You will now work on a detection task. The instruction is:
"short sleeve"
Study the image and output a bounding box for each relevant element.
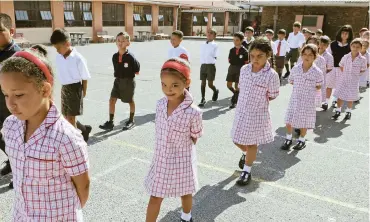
[132,55,140,73]
[190,111,203,139]
[77,56,91,80]
[267,72,280,99]
[228,49,232,62]
[238,65,248,89]
[60,132,89,176]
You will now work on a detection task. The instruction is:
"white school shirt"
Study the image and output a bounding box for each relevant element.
[287,32,305,49]
[56,48,91,85]
[274,39,290,56]
[168,45,190,60]
[200,41,218,64]
[270,40,276,55]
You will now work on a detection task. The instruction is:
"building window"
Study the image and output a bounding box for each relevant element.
[14,1,52,28]
[193,13,207,26]
[228,12,239,26]
[133,5,151,26]
[302,16,318,27]
[213,12,224,26]
[103,3,125,26]
[64,1,92,27]
[159,7,173,26]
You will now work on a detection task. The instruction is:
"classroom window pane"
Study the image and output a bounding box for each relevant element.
[103,3,125,26]
[133,5,151,26]
[64,1,92,27]
[159,7,173,26]
[14,1,51,27]
[302,16,318,27]
[40,11,52,20]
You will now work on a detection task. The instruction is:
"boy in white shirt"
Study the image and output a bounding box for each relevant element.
[199,28,219,107]
[50,28,92,142]
[274,29,290,82]
[265,29,276,67]
[284,21,306,78]
[168,30,190,60]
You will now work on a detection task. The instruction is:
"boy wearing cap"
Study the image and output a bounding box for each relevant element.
[316,29,323,38]
[199,28,219,107]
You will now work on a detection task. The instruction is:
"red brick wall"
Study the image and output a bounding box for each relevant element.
[261,6,369,40]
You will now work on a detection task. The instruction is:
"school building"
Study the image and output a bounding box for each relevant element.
[0,0,252,44]
[245,0,369,39]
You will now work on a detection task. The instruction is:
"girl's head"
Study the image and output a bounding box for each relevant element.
[0,49,54,121]
[306,35,319,46]
[335,25,354,43]
[361,40,369,52]
[301,44,318,65]
[31,44,48,57]
[319,35,331,51]
[350,38,363,54]
[249,37,273,68]
[160,57,191,101]
[362,31,370,41]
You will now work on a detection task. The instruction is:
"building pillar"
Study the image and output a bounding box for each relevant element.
[207,12,213,31]
[224,11,229,35]
[51,0,64,29]
[0,1,15,29]
[151,5,159,34]
[92,1,102,42]
[173,7,178,31]
[238,12,243,32]
[125,2,134,38]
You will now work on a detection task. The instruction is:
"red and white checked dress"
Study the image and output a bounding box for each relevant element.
[334,53,367,101]
[1,104,88,222]
[285,63,324,129]
[321,51,334,101]
[297,55,326,106]
[145,90,203,198]
[231,62,280,145]
[359,52,370,87]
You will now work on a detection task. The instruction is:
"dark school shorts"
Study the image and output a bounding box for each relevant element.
[285,48,299,65]
[275,56,286,73]
[226,65,243,83]
[200,64,216,81]
[111,78,136,103]
[61,82,83,116]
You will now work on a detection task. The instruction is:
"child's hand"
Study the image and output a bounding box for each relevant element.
[83,90,87,98]
[340,67,344,72]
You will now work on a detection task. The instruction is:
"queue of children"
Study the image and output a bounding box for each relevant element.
[0,10,369,221]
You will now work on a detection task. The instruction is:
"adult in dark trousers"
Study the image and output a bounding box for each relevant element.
[0,13,21,189]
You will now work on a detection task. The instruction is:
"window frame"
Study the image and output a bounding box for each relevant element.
[14,1,52,28]
[133,5,152,26]
[64,1,92,27]
[158,7,173,26]
[102,3,125,26]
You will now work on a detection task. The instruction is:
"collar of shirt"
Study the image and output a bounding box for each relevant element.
[206,40,215,44]
[163,90,194,118]
[118,50,129,63]
[245,37,255,44]
[247,61,271,76]
[337,41,348,47]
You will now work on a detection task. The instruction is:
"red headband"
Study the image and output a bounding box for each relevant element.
[13,51,53,86]
[162,60,190,80]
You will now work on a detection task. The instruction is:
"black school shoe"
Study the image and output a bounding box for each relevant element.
[280,139,293,150]
[99,121,114,130]
[236,171,251,186]
[8,181,13,189]
[292,140,306,150]
[212,89,219,101]
[181,218,193,222]
[82,125,92,142]
[332,111,341,120]
[198,98,206,107]
[321,103,328,111]
[283,71,290,79]
[331,101,337,108]
[0,160,11,176]
[122,120,135,131]
[238,153,246,169]
[344,112,351,120]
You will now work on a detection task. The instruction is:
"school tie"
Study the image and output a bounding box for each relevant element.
[277,41,282,56]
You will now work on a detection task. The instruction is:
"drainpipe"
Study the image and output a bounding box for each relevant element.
[273,6,278,34]
[175,4,180,30]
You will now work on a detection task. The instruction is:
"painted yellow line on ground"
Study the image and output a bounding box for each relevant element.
[109,139,369,214]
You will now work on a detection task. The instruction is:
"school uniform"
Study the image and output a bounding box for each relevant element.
[320,51,334,102]
[231,62,280,145]
[242,37,255,50]
[145,90,203,198]
[326,41,351,89]
[274,39,290,75]
[359,52,370,87]
[56,48,91,116]
[111,50,140,103]
[200,40,218,81]
[227,46,248,83]
[285,64,324,129]
[286,32,305,66]
[1,104,89,221]
[168,45,190,60]
[334,53,367,101]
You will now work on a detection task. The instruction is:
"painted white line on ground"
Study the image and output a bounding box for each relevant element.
[109,139,369,214]
[92,158,135,178]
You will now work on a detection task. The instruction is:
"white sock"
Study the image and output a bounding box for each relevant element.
[243,164,251,173]
[336,107,342,112]
[298,136,305,142]
[346,108,352,113]
[181,211,192,221]
[286,134,292,140]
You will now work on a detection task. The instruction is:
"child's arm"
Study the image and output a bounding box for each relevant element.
[77,57,91,96]
[267,72,280,101]
[133,55,140,75]
[60,136,90,208]
[228,49,232,63]
[214,45,219,60]
[82,80,87,97]
[71,172,90,208]
[190,112,203,144]
[316,70,324,90]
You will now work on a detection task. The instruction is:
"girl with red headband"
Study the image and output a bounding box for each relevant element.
[0,48,90,221]
[145,57,203,222]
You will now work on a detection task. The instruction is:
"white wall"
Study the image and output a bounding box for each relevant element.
[16,28,53,44]
[65,27,93,38]
[103,26,125,36]
[158,26,173,35]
